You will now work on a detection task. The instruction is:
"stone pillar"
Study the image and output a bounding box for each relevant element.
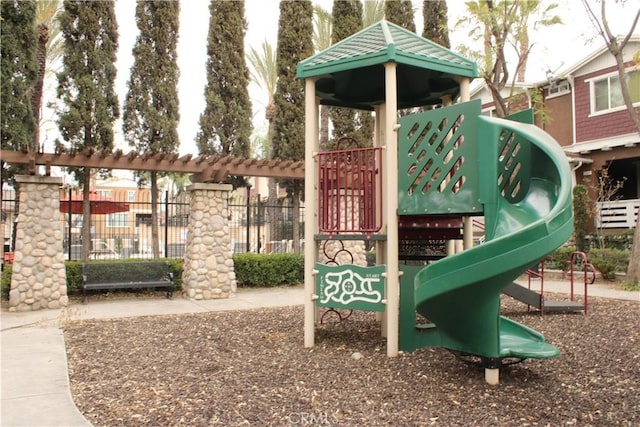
[182,183,236,299]
[9,175,67,312]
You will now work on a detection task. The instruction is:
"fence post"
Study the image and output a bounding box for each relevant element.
[164,190,169,257]
[67,188,72,260]
[245,185,251,253]
[257,195,261,253]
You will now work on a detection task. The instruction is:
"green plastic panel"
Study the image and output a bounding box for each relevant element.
[398,100,482,215]
[504,108,534,124]
[411,116,573,359]
[315,264,386,312]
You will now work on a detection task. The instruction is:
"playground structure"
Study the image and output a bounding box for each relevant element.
[299,21,574,384]
[503,251,593,316]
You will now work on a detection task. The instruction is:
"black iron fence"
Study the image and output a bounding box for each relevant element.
[1,187,303,263]
[228,199,305,254]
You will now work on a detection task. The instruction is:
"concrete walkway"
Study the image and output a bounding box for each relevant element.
[1,282,637,426]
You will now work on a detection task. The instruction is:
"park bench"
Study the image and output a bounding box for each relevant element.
[82,261,174,303]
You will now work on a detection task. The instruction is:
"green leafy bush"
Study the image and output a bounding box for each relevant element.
[544,246,576,270]
[572,185,590,252]
[165,258,184,290]
[233,253,303,287]
[587,231,635,251]
[621,280,639,291]
[1,254,304,300]
[1,265,12,300]
[65,261,83,293]
[589,248,630,280]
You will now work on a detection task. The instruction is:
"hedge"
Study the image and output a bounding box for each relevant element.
[233,253,303,287]
[1,253,303,300]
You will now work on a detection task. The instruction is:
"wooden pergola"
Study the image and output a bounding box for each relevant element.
[0,148,305,181]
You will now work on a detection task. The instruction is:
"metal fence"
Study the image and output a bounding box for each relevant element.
[228,199,304,254]
[1,187,302,262]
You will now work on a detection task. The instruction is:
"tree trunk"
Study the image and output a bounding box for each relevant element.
[626,206,640,284]
[292,190,301,255]
[266,107,278,247]
[31,24,48,153]
[151,171,160,258]
[320,105,329,151]
[81,172,91,262]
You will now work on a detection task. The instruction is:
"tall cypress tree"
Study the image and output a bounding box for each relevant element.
[422,0,450,48]
[328,0,361,148]
[196,0,252,188]
[272,0,313,254]
[57,0,119,261]
[385,0,416,32]
[1,0,38,161]
[1,0,37,253]
[123,0,180,258]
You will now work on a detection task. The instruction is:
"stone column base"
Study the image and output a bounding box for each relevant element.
[9,175,67,312]
[182,183,237,300]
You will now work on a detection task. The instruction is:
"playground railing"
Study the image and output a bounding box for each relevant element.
[317,147,383,234]
[565,251,592,315]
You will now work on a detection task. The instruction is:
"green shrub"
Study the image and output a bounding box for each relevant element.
[589,248,630,280]
[233,253,303,287]
[544,246,576,270]
[1,254,303,300]
[1,265,12,300]
[621,280,639,291]
[165,258,184,291]
[587,231,635,251]
[546,246,630,280]
[65,261,83,293]
[572,185,590,252]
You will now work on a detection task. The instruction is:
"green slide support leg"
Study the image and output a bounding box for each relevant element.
[413,116,572,384]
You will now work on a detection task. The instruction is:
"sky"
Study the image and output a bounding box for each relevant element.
[41,0,640,158]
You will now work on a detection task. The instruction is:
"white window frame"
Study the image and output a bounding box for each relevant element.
[481,106,496,117]
[586,67,640,117]
[107,212,129,228]
[546,81,570,99]
[95,189,112,198]
[127,190,136,203]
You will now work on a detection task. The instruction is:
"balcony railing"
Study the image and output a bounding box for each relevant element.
[596,199,639,229]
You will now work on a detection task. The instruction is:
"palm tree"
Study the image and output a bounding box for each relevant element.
[363,0,385,26]
[313,4,332,51]
[33,0,63,153]
[313,5,332,150]
[247,40,280,242]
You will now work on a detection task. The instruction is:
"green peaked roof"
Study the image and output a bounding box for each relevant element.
[297,20,478,110]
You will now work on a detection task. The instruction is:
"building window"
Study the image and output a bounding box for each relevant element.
[590,68,640,114]
[481,108,495,117]
[127,190,136,203]
[107,212,129,228]
[547,81,570,98]
[136,213,152,226]
[96,189,112,198]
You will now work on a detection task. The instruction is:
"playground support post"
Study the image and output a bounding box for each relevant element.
[384,62,400,357]
[463,216,473,249]
[374,104,388,336]
[485,368,499,385]
[304,77,319,348]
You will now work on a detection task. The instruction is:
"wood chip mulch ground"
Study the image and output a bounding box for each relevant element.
[63,295,639,426]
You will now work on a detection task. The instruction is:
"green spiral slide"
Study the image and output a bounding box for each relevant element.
[413,115,573,366]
